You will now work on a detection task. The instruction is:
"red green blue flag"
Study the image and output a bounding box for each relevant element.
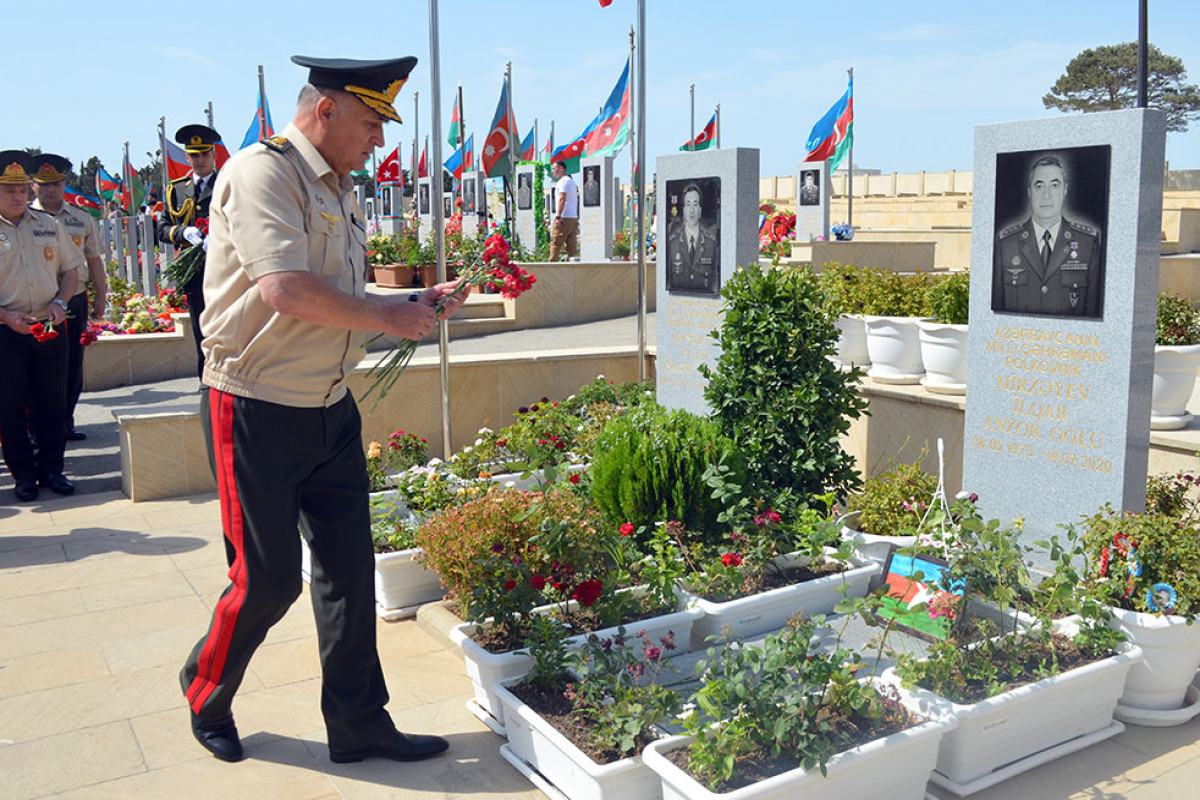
[519,126,536,162]
[552,58,630,173]
[680,113,717,151]
[447,95,462,148]
[482,81,517,178]
[803,76,853,172]
[240,87,275,150]
[95,167,121,202]
[64,188,103,218]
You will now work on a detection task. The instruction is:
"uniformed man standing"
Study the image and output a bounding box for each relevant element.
[31,154,107,441]
[665,183,719,294]
[181,55,466,765]
[992,154,1103,317]
[157,123,221,378]
[0,151,82,501]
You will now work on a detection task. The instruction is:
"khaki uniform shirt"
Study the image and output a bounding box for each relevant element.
[200,123,368,407]
[32,200,101,297]
[0,209,83,318]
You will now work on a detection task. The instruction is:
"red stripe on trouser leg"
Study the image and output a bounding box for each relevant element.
[186,389,249,712]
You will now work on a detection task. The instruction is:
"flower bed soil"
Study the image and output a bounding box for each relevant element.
[510,680,642,765]
[692,560,844,603]
[470,594,675,654]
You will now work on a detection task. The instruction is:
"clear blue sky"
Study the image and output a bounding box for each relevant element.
[5,0,1199,188]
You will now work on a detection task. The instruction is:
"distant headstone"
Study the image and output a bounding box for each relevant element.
[514,164,537,252]
[417,178,432,241]
[962,109,1166,568]
[443,192,454,220]
[655,147,760,415]
[794,160,830,241]
[461,170,486,220]
[379,184,404,234]
[579,156,614,260]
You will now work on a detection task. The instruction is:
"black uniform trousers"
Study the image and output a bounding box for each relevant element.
[0,324,68,482]
[64,291,89,431]
[183,271,205,381]
[181,388,393,749]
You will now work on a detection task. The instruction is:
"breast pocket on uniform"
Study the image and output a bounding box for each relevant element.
[1060,266,1088,289]
[307,205,341,276]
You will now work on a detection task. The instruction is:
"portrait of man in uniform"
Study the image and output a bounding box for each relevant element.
[418,182,429,215]
[799,169,820,206]
[517,172,532,210]
[991,146,1109,319]
[443,194,452,218]
[582,165,601,208]
[664,177,720,297]
[463,178,476,214]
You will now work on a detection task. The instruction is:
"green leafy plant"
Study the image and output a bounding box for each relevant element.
[366,233,404,265]
[365,440,388,492]
[370,493,419,553]
[858,268,933,317]
[1156,291,1200,346]
[384,428,429,473]
[1146,469,1200,517]
[393,460,485,513]
[611,229,631,259]
[927,270,970,325]
[844,456,940,536]
[701,264,868,502]
[815,261,870,317]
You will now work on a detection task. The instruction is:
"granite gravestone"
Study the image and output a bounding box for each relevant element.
[417,178,432,241]
[962,109,1166,568]
[794,160,830,241]
[579,156,614,261]
[380,183,404,235]
[461,170,486,220]
[656,148,760,415]
[514,164,537,252]
[443,192,454,220]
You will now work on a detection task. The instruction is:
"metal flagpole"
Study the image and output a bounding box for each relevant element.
[1137,0,1148,108]
[371,152,378,227]
[628,26,635,230]
[428,0,452,457]
[205,102,214,128]
[257,65,267,141]
[716,104,721,148]
[413,90,420,225]
[847,66,854,229]
[505,61,515,233]
[636,0,647,382]
[689,84,695,151]
[158,118,170,198]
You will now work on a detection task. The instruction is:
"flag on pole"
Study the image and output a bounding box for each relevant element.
[447,94,462,148]
[803,75,853,172]
[443,134,473,180]
[680,112,717,151]
[519,126,536,162]
[417,142,428,178]
[377,146,402,184]
[551,58,631,172]
[481,81,516,178]
[543,128,554,164]
[64,188,103,218]
[240,86,275,150]
[160,133,191,180]
[121,151,146,212]
[215,141,232,169]
[95,167,122,202]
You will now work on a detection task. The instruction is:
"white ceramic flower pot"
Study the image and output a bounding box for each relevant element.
[1151,343,1200,429]
[1107,605,1200,725]
[678,552,880,651]
[374,548,443,614]
[917,320,969,395]
[863,315,926,384]
[838,510,918,567]
[642,679,957,800]
[886,638,1143,795]
[833,314,870,367]
[496,679,661,800]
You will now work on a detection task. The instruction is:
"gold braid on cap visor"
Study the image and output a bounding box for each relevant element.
[344,77,406,122]
[33,165,66,183]
[185,134,214,154]
[1,162,32,184]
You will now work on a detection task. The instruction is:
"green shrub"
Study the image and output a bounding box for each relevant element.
[928,270,970,325]
[859,268,932,317]
[815,261,870,316]
[589,403,742,540]
[1156,291,1200,346]
[844,458,939,536]
[701,264,867,501]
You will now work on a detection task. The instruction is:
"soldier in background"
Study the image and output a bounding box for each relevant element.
[31,154,107,441]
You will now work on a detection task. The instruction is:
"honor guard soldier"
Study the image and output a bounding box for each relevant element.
[993,155,1103,318]
[31,154,107,441]
[158,123,221,378]
[0,151,83,501]
[181,55,467,765]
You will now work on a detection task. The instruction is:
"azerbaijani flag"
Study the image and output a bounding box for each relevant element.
[214,141,232,169]
[542,127,554,164]
[121,152,146,213]
[552,58,630,173]
[680,113,717,151]
[64,188,103,218]
[803,76,853,172]
[95,166,121,202]
[481,81,517,178]
[447,94,462,148]
[519,125,536,162]
[160,133,191,181]
[443,134,473,180]
[240,86,275,150]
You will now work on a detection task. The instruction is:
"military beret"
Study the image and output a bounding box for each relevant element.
[291,55,418,123]
[31,153,71,183]
[175,124,222,154]
[0,150,34,185]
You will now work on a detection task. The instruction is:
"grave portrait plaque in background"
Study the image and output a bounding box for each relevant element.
[514,164,536,251]
[517,171,533,210]
[579,156,614,260]
[417,179,431,241]
[582,165,601,207]
[655,148,759,415]
[962,109,1166,570]
[794,160,830,241]
[443,193,453,219]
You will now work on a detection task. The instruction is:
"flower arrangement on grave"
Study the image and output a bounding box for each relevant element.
[162,217,208,288]
[758,208,796,263]
[1156,291,1200,346]
[363,232,535,402]
[831,221,854,241]
[611,229,631,259]
[109,292,182,334]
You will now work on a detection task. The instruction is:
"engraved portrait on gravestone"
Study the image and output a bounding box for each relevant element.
[419,183,429,215]
[664,176,721,296]
[444,195,453,218]
[799,169,820,206]
[517,172,532,210]
[991,146,1109,319]
[464,178,476,214]
[381,189,392,217]
[582,165,601,207]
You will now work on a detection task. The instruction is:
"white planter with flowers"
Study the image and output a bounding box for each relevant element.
[837,510,918,568]
[1107,605,1200,726]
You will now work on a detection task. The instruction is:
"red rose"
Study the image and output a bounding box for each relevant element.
[620,523,635,537]
[531,574,547,590]
[568,473,581,484]
[572,579,603,607]
[721,552,743,567]
[503,579,517,591]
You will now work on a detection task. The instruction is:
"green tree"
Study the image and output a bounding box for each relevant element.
[74,156,105,197]
[1043,42,1200,133]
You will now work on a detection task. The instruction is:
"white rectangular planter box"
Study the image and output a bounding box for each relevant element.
[496,679,661,800]
[641,680,957,800]
[679,553,880,650]
[374,548,443,616]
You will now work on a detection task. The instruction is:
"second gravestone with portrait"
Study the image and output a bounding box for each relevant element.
[962,109,1166,568]
[579,156,614,261]
[655,148,759,415]
[417,177,432,241]
[514,164,536,252]
[462,170,485,222]
[794,160,831,241]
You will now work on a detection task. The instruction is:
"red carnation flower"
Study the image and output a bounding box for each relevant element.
[721,552,743,567]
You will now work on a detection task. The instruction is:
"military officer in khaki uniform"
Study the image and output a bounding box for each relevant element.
[0,151,82,502]
[158,123,221,378]
[31,154,107,441]
[666,183,719,295]
[182,55,466,766]
[992,155,1103,318]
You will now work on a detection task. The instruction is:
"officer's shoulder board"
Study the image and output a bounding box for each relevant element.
[1066,219,1098,237]
[262,136,292,153]
[27,206,53,222]
[169,175,191,185]
[998,221,1024,239]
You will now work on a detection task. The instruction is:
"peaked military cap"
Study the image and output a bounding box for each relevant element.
[291,55,418,123]
[0,150,34,185]
[32,153,72,183]
[175,124,222,154]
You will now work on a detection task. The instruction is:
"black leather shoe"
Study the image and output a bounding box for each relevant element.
[191,712,244,763]
[329,729,449,763]
[66,429,87,441]
[14,480,38,502]
[38,474,75,495]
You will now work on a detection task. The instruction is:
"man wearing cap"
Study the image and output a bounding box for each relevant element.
[0,151,82,501]
[31,154,107,441]
[180,55,466,766]
[158,123,222,378]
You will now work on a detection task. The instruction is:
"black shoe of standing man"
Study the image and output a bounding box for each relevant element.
[191,712,244,762]
[37,474,74,495]
[328,729,449,763]
[66,428,87,441]
[14,480,38,502]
